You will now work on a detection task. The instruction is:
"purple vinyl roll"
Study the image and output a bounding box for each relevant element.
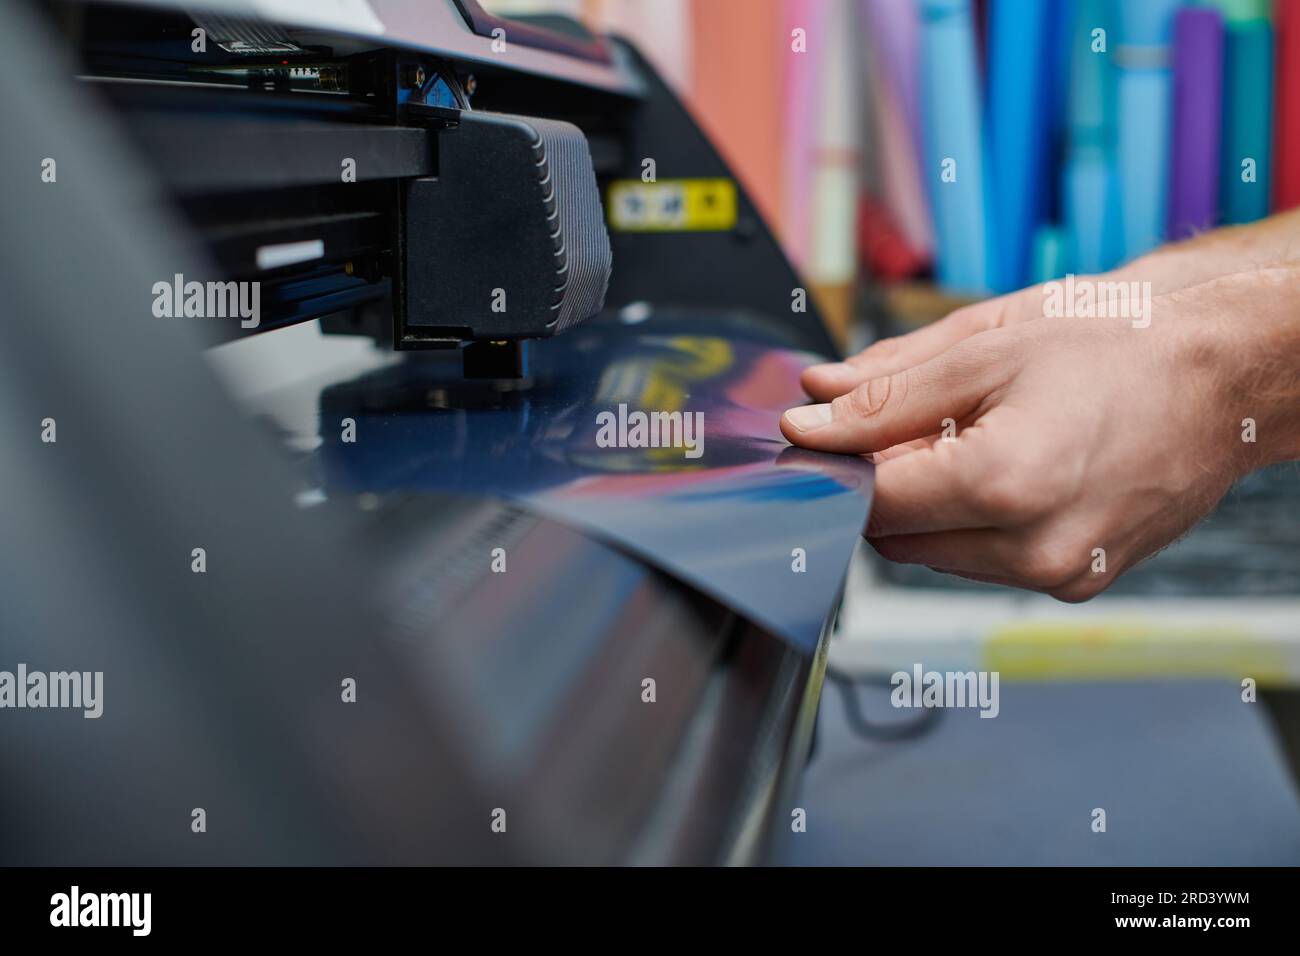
[1167,7,1225,240]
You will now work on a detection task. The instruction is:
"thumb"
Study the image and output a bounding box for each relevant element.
[801,285,1043,401]
[780,333,1013,454]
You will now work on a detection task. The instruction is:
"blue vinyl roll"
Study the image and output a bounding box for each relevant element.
[1065,154,1122,272]
[919,0,990,293]
[986,0,1062,292]
[1031,223,1072,283]
[1064,0,1123,272]
[1114,0,1182,261]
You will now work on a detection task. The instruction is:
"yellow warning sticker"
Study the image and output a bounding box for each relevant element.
[607,178,738,232]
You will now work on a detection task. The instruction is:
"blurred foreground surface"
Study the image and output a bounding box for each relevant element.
[785,679,1300,866]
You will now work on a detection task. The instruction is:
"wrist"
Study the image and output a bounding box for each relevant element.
[1113,244,1217,297]
[1178,267,1300,472]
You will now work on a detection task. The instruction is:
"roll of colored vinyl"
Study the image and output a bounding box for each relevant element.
[1220,17,1273,223]
[1274,0,1300,209]
[1167,7,1224,239]
[986,0,1064,292]
[1031,223,1072,283]
[1064,0,1122,273]
[919,0,989,293]
[1114,0,1182,260]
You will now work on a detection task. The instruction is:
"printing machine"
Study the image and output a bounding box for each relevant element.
[0,0,869,865]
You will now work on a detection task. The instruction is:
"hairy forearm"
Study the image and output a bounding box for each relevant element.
[1101,214,1300,468]
[1117,208,1300,294]
[1176,264,1300,470]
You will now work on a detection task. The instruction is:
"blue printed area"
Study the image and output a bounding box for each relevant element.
[672,468,849,504]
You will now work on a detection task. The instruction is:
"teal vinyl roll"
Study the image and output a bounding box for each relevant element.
[1220,20,1274,224]
[1065,0,1122,272]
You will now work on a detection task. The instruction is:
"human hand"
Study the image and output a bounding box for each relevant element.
[781,268,1300,601]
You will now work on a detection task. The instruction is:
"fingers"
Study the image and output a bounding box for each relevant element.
[937,568,1027,589]
[801,289,1037,401]
[869,435,938,463]
[861,428,1115,600]
[865,442,987,535]
[869,528,1019,575]
[781,331,1013,455]
[869,528,1085,593]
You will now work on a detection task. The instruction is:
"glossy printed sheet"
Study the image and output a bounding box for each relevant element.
[314,316,874,652]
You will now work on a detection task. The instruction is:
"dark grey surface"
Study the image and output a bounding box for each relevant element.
[783,679,1300,866]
